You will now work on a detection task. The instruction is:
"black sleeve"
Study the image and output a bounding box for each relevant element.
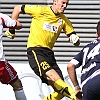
[21,5,25,14]
[67,31,76,37]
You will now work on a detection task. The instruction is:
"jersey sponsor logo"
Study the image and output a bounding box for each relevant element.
[40,61,50,70]
[5,63,15,80]
[42,22,58,33]
[82,62,96,74]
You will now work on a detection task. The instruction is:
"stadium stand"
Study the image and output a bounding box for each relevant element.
[0,0,100,63]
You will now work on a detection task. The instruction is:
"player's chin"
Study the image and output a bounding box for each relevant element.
[61,10,64,13]
[59,9,64,13]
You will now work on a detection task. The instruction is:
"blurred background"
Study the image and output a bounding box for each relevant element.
[0,0,100,63]
[0,0,100,100]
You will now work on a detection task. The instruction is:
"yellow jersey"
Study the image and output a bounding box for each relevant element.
[24,4,75,49]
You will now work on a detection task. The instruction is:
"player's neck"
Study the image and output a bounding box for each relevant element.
[50,6,59,15]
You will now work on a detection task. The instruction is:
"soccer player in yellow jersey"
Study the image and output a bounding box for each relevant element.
[6,0,81,100]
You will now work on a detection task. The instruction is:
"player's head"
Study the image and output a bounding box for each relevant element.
[96,21,100,38]
[52,0,69,14]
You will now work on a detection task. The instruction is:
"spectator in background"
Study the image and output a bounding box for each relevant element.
[6,0,80,99]
[67,21,100,100]
[0,13,27,100]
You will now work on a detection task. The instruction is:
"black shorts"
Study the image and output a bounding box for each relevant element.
[27,47,64,84]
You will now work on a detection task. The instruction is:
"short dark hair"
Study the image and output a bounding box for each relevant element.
[97,21,100,36]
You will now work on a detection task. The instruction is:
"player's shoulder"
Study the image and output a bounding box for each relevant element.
[0,13,5,17]
[26,4,48,9]
[0,13,9,19]
[59,14,71,23]
[0,13,11,23]
[83,39,99,50]
[40,5,51,11]
[60,13,67,19]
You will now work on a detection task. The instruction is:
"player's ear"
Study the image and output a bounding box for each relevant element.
[96,32,99,38]
[53,0,57,4]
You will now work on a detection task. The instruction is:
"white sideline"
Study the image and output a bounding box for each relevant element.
[0,62,81,100]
